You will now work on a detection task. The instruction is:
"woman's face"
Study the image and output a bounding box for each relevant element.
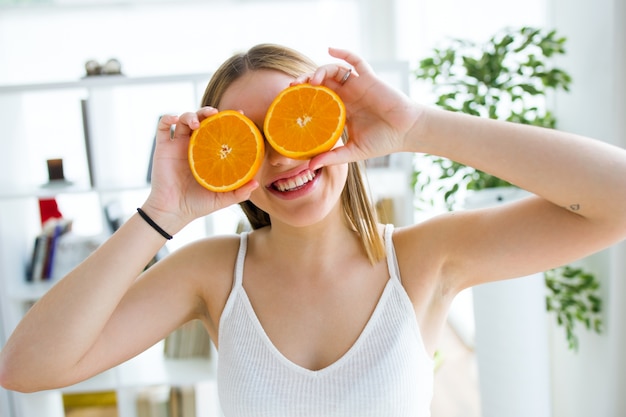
[218,69,348,227]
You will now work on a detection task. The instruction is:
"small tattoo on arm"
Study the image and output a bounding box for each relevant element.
[569,204,581,211]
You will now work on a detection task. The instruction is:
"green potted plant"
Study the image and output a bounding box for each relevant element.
[413,26,570,209]
[412,25,602,352]
[545,265,603,351]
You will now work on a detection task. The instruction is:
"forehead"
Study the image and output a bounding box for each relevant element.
[218,69,294,125]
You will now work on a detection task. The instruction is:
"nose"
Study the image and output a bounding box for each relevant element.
[265,142,293,167]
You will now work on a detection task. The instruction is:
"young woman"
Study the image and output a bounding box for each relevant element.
[2,44,626,417]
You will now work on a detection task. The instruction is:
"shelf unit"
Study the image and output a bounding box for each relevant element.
[0,62,415,417]
[0,72,223,417]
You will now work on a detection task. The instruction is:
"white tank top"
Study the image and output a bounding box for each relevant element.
[217,225,434,417]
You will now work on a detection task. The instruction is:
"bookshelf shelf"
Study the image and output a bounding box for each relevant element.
[63,370,119,394]
[0,73,212,95]
[120,355,216,388]
[0,183,156,201]
[7,281,56,302]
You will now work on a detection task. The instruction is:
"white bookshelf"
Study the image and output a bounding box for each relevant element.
[0,73,221,417]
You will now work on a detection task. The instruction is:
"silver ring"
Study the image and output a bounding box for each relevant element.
[340,68,352,85]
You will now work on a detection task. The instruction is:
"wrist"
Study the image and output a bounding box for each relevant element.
[136,208,173,240]
[137,204,188,238]
[400,103,430,153]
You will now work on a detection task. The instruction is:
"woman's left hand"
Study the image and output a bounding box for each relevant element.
[294,47,423,168]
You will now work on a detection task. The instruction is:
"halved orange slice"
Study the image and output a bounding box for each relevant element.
[263,84,346,160]
[188,110,264,192]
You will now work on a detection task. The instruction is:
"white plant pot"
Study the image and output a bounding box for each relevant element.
[463,187,530,208]
[465,187,553,417]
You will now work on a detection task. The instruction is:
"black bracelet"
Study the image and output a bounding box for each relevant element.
[136,208,173,240]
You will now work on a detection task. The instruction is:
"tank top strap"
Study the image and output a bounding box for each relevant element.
[233,231,249,288]
[236,228,401,285]
[383,224,402,283]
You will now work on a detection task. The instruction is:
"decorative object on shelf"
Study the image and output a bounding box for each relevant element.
[101,58,122,75]
[41,158,74,188]
[46,158,65,181]
[85,59,102,76]
[412,25,602,351]
[84,58,123,77]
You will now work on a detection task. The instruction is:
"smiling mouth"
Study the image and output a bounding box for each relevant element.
[271,169,318,192]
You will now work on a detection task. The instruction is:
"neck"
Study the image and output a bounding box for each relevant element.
[251,211,364,276]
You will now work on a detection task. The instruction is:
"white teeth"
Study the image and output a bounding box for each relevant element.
[275,170,315,192]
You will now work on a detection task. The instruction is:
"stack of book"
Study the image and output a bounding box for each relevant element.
[63,391,118,417]
[28,217,73,282]
[136,385,196,417]
[163,320,211,360]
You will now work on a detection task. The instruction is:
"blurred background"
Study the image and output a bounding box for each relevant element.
[0,1,624,417]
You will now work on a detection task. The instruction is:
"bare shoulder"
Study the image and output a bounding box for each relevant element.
[392,209,479,274]
[172,232,242,287]
[391,217,451,277]
[172,233,242,263]
[156,233,243,337]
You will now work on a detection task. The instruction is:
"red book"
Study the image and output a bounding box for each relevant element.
[38,197,63,226]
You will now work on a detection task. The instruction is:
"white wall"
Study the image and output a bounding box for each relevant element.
[0,0,360,85]
[401,0,547,60]
[0,0,548,84]
[548,1,626,416]
[403,1,626,416]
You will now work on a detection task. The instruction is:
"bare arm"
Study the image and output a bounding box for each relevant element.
[0,111,257,392]
[405,108,626,289]
[415,108,626,227]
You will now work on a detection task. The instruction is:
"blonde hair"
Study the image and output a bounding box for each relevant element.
[201,44,385,264]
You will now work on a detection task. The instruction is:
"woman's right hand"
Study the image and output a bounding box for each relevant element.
[142,107,259,233]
